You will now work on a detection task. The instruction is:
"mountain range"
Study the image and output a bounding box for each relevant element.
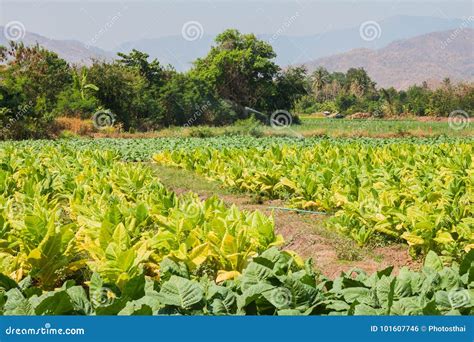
[0,15,473,89]
[115,15,471,69]
[0,30,113,65]
[303,28,474,89]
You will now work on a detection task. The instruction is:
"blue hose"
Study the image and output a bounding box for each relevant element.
[267,206,328,215]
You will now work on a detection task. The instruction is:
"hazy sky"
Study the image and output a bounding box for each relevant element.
[0,1,472,49]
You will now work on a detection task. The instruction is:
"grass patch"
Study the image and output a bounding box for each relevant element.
[299,215,364,261]
[63,116,473,139]
[151,164,231,197]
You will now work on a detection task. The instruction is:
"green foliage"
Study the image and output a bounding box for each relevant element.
[158,73,216,126]
[225,116,264,137]
[87,61,162,130]
[117,49,170,87]
[192,29,306,116]
[0,249,471,316]
[1,30,472,138]
[0,138,472,316]
[54,68,99,118]
[270,66,308,111]
[0,146,283,289]
[154,139,474,258]
[193,30,278,110]
[298,67,474,117]
[189,126,216,138]
[0,42,72,139]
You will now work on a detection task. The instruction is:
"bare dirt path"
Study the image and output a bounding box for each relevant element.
[153,164,421,277]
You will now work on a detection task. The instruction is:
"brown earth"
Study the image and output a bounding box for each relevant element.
[171,184,421,278]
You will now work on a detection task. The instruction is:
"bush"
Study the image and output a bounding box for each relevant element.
[189,126,215,138]
[224,116,264,137]
[54,117,96,136]
[54,89,99,118]
[293,95,319,114]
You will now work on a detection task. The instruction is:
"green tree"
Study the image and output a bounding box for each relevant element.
[346,68,376,98]
[88,61,162,129]
[117,49,171,88]
[380,87,402,116]
[271,66,308,111]
[54,67,99,118]
[310,67,330,100]
[0,42,72,139]
[193,29,279,115]
[405,85,430,116]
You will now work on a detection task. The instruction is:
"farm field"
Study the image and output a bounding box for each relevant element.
[74,117,474,139]
[154,137,474,259]
[295,117,474,137]
[0,136,472,315]
[0,0,473,330]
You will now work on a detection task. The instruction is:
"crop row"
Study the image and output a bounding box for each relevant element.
[0,142,472,316]
[153,140,474,259]
[1,136,471,161]
[1,248,472,315]
[0,146,281,290]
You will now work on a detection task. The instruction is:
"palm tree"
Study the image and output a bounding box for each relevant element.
[310,67,330,99]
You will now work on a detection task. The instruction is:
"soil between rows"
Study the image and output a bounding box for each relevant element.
[153,164,422,277]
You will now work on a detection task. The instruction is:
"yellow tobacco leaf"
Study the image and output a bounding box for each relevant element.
[401,232,424,246]
[433,231,454,244]
[216,270,241,283]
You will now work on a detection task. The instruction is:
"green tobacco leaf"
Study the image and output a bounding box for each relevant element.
[4,288,34,315]
[434,291,452,309]
[422,300,441,315]
[277,309,305,316]
[210,292,237,315]
[341,287,371,303]
[157,276,204,309]
[390,297,423,315]
[122,274,146,300]
[240,262,274,290]
[459,250,474,282]
[118,302,153,315]
[424,251,443,272]
[376,266,394,278]
[0,274,18,291]
[67,286,92,315]
[95,298,128,315]
[159,258,189,281]
[354,303,378,315]
[34,291,75,315]
[237,282,275,310]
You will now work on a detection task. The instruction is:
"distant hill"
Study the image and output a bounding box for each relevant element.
[0,28,113,65]
[115,15,469,70]
[302,28,474,89]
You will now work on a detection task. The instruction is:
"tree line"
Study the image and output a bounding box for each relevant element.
[0,28,472,139]
[296,67,473,117]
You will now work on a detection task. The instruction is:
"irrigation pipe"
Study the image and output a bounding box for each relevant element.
[267,206,329,215]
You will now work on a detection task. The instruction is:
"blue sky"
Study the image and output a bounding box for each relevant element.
[0,0,472,49]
